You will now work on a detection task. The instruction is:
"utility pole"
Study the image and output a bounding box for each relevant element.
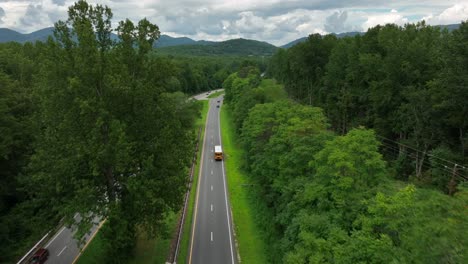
[448,164,458,196]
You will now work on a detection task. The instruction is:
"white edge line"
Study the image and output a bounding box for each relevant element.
[16,232,50,264]
[188,100,210,264]
[45,226,66,248]
[218,105,236,264]
[71,219,106,264]
[57,246,67,256]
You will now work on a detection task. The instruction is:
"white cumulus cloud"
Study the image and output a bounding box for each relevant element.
[0,7,5,23]
[0,1,466,45]
[362,9,409,30]
[423,3,468,25]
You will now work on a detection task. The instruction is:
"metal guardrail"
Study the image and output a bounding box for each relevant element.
[167,126,203,264]
[16,215,68,264]
[16,232,50,264]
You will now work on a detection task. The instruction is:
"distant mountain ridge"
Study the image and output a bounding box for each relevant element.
[0,27,212,48]
[0,23,461,50]
[280,31,363,48]
[0,27,56,43]
[156,38,278,56]
[0,27,276,56]
[280,24,461,48]
[155,35,217,48]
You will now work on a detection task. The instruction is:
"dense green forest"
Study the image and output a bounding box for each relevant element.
[156,38,277,57]
[223,64,467,263]
[2,0,467,262]
[268,21,468,193]
[149,55,267,94]
[0,1,264,262]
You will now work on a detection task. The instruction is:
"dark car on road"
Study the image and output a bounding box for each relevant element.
[30,248,49,264]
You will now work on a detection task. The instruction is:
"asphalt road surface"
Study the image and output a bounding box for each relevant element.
[189,96,237,264]
[43,214,101,264]
[192,89,223,101]
[21,89,221,264]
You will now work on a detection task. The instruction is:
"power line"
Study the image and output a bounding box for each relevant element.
[377,135,468,170]
[377,138,468,181]
[379,142,467,178]
[376,135,468,170]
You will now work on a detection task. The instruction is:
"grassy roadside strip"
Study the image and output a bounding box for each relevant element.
[207,90,224,98]
[177,99,209,264]
[220,106,268,263]
[75,223,106,264]
[76,212,177,264]
[128,211,177,264]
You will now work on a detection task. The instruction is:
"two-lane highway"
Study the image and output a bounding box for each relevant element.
[43,214,101,264]
[189,96,237,264]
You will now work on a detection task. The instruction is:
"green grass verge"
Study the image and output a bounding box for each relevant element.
[128,211,177,264]
[76,213,177,264]
[177,100,209,264]
[75,228,106,264]
[207,90,224,98]
[220,106,268,263]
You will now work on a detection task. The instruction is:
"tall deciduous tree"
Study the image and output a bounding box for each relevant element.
[27,0,197,260]
[268,21,468,192]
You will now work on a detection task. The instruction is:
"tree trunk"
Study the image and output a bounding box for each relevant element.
[101,122,116,202]
[416,150,426,179]
[460,128,465,159]
[415,151,419,178]
[342,109,347,135]
[105,166,116,202]
[448,164,458,196]
[398,132,407,158]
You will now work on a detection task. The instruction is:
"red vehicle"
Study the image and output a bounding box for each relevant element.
[30,248,49,264]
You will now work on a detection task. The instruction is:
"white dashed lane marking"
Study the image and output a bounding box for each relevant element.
[57,246,67,256]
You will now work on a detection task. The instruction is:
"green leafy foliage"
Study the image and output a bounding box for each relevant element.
[156,38,277,56]
[147,55,266,95]
[24,1,201,260]
[224,67,468,263]
[268,21,468,192]
[0,42,42,261]
[0,0,206,261]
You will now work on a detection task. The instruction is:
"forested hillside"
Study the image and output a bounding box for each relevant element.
[268,21,468,193]
[156,38,277,56]
[281,24,460,49]
[0,27,210,48]
[223,66,468,263]
[149,55,267,94]
[280,32,362,48]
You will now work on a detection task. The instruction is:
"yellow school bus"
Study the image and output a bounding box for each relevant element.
[214,145,223,161]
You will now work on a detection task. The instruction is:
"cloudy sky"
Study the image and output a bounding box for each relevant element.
[0,0,467,45]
